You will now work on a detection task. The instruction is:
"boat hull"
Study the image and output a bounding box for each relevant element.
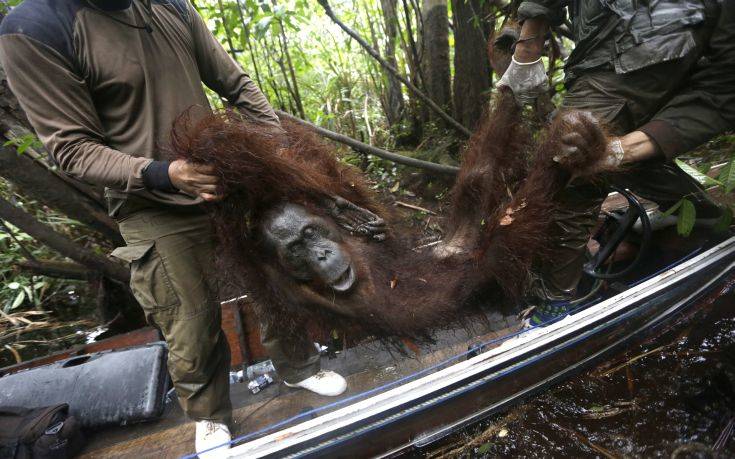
[227,237,735,458]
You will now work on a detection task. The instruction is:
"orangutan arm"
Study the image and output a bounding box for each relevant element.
[479,109,614,298]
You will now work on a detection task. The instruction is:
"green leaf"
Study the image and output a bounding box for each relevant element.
[477,443,492,454]
[661,199,683,218]
[675,159,721,187]
[719,158,735,193]
[714,206,733,233]
[10,291,25,310]
[7,282,20,290]
[677,199,696,237]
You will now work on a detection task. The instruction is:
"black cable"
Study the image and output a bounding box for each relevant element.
[85,0,154,33]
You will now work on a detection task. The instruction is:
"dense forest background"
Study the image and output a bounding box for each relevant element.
[0,0,732,367]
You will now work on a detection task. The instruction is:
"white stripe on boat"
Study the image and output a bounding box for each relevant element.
[229,236,735,458]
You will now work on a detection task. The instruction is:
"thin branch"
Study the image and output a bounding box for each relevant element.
[317,0,471,137]
[276,109,459,176]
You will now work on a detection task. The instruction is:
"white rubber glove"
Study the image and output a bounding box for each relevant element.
[496,56,548,105]
[604,137,626,168]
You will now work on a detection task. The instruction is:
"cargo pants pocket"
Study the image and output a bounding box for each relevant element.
[111,241,180,320]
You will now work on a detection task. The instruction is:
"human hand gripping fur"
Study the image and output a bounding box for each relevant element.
[168,159,222,202]
[552,111,623,177]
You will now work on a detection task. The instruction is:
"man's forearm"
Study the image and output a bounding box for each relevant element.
[619,130,661,164]
[514,17,549,63]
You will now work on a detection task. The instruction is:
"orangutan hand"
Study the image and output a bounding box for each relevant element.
[327,196,387,241]
[168,159,222,202]
[552,111,617,177]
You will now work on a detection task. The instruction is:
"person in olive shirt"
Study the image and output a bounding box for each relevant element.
[0,0,346,455]
[498,0,735,324]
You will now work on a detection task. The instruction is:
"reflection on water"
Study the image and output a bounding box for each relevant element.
[423,291,735,458]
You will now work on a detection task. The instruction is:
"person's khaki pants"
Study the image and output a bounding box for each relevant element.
[111,203,319,423]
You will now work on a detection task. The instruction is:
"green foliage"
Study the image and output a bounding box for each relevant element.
[667,139,735,236]
[0,180,92,313]
[0,219,79,313]
[3,133,43,155]
[676,198,696,237]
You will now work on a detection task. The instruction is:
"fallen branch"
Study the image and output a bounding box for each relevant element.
[16,260,95,280]
[557,424,619,459]
[598,344,673,377]
[394,201,437,215]
[0,197,129,284]
[316,0,472,138]
[276,110,459,176]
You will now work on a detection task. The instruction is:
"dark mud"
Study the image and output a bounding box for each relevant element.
[421,290,735,458]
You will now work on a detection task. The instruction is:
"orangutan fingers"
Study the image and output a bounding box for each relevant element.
[332,195,349,209]
[561,134,589,157]
[365,219,386,230]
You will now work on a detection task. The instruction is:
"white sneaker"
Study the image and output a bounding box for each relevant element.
[284,370,347,396]
[195,420,231,459]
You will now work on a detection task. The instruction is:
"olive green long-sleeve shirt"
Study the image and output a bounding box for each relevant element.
[518,0,735,158]
[0,0,279,210]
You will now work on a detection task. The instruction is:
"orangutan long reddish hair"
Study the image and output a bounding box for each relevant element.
[170,89,609,351]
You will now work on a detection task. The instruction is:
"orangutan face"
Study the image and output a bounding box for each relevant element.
[261,203,357,292]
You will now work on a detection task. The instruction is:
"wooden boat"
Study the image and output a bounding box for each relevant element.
[223,234,735,458]
[65,189,735,458]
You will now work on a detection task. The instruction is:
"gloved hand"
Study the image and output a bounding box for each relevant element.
[496,56,548,105]
[326,196,387,241]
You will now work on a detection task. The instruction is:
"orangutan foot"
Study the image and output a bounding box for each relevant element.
[195,420,231,459]
[284,370,347,396]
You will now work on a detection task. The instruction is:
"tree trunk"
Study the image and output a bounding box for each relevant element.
[0,196,130,284]
[451,0,492,130]
[317,0,471,137]
[275,109,458,176]
[216,0,239,60]
[16,260,94,281]
[275,19,306,119]
[422,0,452,123]
[0,145,122,245]
[380,0,405,127]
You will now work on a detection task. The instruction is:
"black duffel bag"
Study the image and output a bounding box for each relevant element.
[0,404,84,459]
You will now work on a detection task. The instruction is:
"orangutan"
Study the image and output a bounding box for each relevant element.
[170,89,611,347]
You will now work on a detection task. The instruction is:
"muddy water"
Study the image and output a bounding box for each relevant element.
[423,291,735,458]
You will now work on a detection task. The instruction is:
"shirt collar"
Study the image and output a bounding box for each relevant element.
[89,0,134,11]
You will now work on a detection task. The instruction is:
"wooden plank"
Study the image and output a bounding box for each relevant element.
[221,301,248,369]
[79,314,518,459]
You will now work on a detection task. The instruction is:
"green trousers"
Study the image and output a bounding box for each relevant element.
[535,55,722,301]
[111,202,320,423]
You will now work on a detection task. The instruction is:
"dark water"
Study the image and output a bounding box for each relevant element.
[423,289,735,458]
[0,285,99,368]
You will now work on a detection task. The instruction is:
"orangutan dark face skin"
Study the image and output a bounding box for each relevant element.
[261,203,357,292]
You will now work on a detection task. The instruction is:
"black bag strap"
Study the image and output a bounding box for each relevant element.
[0,404,69,445]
